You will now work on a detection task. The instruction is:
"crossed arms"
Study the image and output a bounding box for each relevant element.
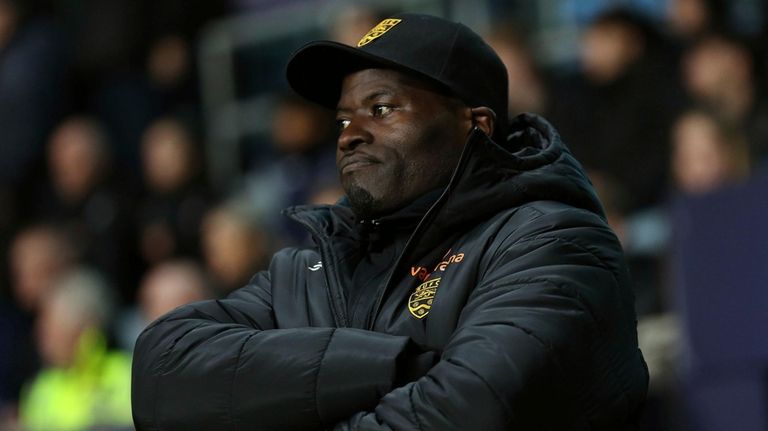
[132,212,640,430]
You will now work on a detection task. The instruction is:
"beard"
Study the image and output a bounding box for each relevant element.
[343,155,410,220]
[345,184,380,220]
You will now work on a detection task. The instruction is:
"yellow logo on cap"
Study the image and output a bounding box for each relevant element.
[357,18,402,47]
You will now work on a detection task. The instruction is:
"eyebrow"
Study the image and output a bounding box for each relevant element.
[336,89,396,113]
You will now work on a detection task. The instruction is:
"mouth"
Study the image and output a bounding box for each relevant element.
[339,154,380,175]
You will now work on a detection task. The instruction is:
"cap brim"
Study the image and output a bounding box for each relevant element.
[286,41,420,110]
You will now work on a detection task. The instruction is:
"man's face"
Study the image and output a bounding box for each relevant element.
[336,68,470,218]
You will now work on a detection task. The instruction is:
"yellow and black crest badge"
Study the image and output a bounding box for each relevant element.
[408,277,440,319]
[357,18,402,47]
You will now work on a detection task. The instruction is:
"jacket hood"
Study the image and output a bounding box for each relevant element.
[443,113,604,224]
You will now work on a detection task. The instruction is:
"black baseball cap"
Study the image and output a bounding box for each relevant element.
[286,13,509,140]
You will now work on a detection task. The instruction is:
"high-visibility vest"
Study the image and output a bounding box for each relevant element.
[19,328,132,431]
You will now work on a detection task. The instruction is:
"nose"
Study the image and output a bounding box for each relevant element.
[337,118,371,153]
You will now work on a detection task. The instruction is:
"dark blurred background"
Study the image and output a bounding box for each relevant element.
[0,0,766,429]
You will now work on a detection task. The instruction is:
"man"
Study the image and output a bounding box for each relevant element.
[21,269,132,430]
[132,13,648,430]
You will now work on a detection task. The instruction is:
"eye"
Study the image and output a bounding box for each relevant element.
[372,105,393,118]
[336,118,351,131]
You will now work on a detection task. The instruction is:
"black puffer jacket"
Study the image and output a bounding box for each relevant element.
[132,114,648,430]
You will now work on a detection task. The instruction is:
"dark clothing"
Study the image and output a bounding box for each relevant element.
[136,180,212,262]
[0,302,38,407]
[346,189,441,327]
[548,63,682,213]
[24,178,141,303]
[0,18,67,187]
[132,114,648,430]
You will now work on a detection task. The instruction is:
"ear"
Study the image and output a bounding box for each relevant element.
[470,107,495,138]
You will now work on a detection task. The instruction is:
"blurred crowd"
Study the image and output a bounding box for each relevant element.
[0,0,765,429]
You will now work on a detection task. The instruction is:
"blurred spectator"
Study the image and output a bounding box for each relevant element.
[681,33,768,161]
[9,224,78,312]
[0,0,67,188]
[61,0,221,101]
[549,8,683,213]
[137,117,212,267]
[634,105,752,430]
[0,224,75,426]
[666,0,728,42]
[47,117,112,205]
[202,203,271,294]
[24,116,140,303]
[139,260,213,323]
[0,297,37,429]
[486,26,549,117]
[241,94,337,244]
[18,268,132,431]
[580,10,647,85]
[3,225,75,419]
[682,34,753,122]
[147,34,190,91]
[73,0,223,179]
[671,108,751,195]
[93,32,199,179]
[115,259,213,351]
[0,0,67,295]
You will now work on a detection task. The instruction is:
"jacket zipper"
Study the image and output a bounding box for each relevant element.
[364,129,482,329]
